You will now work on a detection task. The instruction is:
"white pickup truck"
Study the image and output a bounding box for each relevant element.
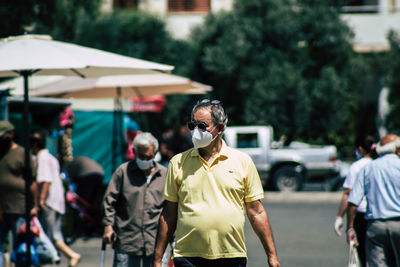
[224,126,341,191]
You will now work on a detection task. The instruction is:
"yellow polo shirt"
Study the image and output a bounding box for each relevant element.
[164,140,264,259]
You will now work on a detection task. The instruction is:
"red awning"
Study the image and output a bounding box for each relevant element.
[131,95,166,112]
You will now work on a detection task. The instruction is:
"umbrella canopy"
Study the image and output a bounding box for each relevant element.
[0,35,173,77]
[7,73,212,98]
[0,34,174,263]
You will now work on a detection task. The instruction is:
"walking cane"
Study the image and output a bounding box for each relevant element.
[100,239,107,267]
[101,234,115,267]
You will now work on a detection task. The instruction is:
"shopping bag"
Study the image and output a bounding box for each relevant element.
[32,217,61,264]
[10,239,40,266]
[348,241,361,267]
[16,217,40,238]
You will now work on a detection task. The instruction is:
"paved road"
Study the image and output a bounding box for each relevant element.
[246,192,348,266]
[43,192,349,267]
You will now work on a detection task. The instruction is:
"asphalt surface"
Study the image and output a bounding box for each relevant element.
[36,191,348,267]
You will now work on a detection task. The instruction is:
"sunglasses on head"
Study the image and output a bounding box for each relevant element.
[187,121,209,131]
[199,99,221,105]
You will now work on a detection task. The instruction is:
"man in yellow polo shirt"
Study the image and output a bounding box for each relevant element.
[152,100,280,267]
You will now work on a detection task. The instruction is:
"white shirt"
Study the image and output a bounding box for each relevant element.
[36,149,66,214]
[343,157,371,212]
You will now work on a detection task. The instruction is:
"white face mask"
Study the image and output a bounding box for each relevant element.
[191,126,218,149]
[136,158,153,170]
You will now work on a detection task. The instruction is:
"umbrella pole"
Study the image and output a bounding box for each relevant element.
[22,71,32,267]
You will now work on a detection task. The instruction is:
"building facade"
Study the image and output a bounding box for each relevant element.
[101,0,400,51]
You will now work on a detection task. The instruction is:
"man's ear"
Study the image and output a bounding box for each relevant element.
[218,123,224,133]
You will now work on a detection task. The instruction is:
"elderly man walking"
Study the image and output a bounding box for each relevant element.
[102,132,167,267]
[347,134,400,267]
[152,99,280,267]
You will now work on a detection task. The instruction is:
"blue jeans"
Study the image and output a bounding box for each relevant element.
[0,214,25,267]
[174,257,247,267]
[112,250,153,267]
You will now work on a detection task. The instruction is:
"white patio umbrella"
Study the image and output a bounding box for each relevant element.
[16,73,212,98]
[0,34,173,263]
[17,73,211,170]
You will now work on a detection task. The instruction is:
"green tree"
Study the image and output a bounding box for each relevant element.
[188,0,356,146]
[386,31,400,133]
[72,10,195,132]
[0,0,101,39]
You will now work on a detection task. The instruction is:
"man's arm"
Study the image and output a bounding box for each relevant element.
[30,180,39,217]
[246,200,280,267]
[153,200,178,267]
[38,182,50,209]
[334,188,351,236]
[346,203,358,245]
[102,169,122,244]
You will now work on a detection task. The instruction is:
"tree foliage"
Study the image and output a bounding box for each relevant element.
[70,10,196,134]
[0,0,101,39]
[386,31,400,134]
[188,0,356,146]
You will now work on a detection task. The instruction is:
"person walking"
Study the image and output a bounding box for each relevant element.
[152,99,280,267]
[347,134,400,267]
[334,135,376,266]
[30,132,81,267]
[102,132,167,267]
[0,120,38,267]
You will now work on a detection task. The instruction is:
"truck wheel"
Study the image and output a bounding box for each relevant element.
[272,166,303,192]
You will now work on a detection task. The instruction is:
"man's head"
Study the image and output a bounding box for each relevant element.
[0,120,14,138]
[190,99,228,131]
[355,135,376,157]
[376,134,400,156]
[30,132,46,155]
[132,132,158,170]
[0,120,15,152]
[188,99,227,149]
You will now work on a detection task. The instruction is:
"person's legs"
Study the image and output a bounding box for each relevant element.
[2,214,26,267]
[113,250,129,267]
[114,251,148,267]
[0,218,6,267]
[142,255,153,267]
[387,219,400,266]
[173,257,197,267]
[216,258,247,267]
[174,257,246,267]
[41,206,80,266]
[354,212,367,267]
[365,220,389,267]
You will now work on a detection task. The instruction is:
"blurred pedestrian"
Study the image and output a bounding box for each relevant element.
[152,99,280,267]
[334,135,376,266]
[30,132,81,267]
[347,134,400,267]
[0,120,38,267]
[166,126,193,156]
[102,132,167,267]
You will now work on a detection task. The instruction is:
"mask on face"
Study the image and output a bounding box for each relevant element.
[191,126,218,149]
[136,158,153,170]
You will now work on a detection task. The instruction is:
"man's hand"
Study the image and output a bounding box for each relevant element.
[268,254,281,267]
[334,216,344,236]
[347,228,358,246]
[30,207,38,217]
[103,225,116,244]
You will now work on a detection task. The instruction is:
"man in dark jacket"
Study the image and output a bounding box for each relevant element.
[0,120,37,267]
[102,132,167,267]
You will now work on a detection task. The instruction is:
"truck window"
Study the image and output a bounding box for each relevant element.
[237,133,258,148]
